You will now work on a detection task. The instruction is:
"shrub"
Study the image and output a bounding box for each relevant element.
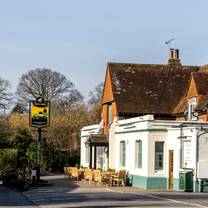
[0,149,17,172]
[1,170,18,185]
[0,149,18,185]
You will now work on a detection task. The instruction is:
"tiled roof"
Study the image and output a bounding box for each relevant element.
[192,72,208,94]
[173,96,187,115]
[108,62,199,116]
[195,94,208,112]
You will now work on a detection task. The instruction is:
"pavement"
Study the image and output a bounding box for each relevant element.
[1,175,208,208]
[0,183,37,208]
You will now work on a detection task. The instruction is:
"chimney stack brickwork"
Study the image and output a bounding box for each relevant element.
[168,48,181,66]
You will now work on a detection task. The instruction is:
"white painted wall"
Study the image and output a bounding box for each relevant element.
[197,130,208,179]
[111,115,153,174]
[109,116,208,182]
[80,115,208,190]
[166,128,181,183]
[110,115,169,178]
[166,127,197,183]
[80,124,99,167]
[166,126,208,189]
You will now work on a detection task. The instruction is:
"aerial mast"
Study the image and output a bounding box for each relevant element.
[165,38,175,49]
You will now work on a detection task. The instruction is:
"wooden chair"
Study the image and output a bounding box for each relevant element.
[93,170,109,186]
[112,169,126,187]
[71,167,79,181]
[84,169,93,184]
[66,167,72,179]
[93,170,101,185]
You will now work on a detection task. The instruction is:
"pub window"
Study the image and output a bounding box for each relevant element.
[135,140,142,168]
[188,97,197,120]
[155,141,164,171]
[120,141,126,167]
[85,145,90,164]
[107,103,112,125]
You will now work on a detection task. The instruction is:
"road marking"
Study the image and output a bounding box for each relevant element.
[105,188,208,208]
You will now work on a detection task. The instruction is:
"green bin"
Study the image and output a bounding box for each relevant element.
[179,170,193,192]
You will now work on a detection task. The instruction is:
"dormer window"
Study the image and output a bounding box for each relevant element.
[188,97,197,120]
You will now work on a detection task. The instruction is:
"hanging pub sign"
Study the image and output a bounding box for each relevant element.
[29,97,50,128]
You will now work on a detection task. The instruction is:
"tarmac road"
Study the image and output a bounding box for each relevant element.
[22,175,208,208]
[0,183,36,208]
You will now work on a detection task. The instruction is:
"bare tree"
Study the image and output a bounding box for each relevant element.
[0,77,12,112]
[87,82,103,124]
[16,68,83,108]
[88,82,103,106]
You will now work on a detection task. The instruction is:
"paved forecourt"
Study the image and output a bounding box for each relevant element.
[23,175,208,208]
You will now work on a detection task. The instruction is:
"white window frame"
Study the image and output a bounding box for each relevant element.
[188,97,197,120]
[107,103,112,125]
[135,140,142,169]
[120,140,126,167]
[85,144,90,165]
[154,141,164,171]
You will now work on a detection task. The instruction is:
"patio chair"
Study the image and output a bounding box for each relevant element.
[71,167,79,181]
[66,167,73,179]
[84,169,93,184]
[93,169,101,185]
[112,169,126,187]
[78,168,84,181]
[93,170,109,186]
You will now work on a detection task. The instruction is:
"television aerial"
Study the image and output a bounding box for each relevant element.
[165,38,175,49]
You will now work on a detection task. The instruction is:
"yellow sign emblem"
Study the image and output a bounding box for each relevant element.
[29,100,50,128]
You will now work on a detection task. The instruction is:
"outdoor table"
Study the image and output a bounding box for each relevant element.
[109,172,118,186]
[101,171,117,186]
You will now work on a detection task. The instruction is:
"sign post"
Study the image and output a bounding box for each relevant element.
[29,97,50,183]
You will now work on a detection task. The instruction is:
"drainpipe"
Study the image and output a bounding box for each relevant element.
[179,124,185,169]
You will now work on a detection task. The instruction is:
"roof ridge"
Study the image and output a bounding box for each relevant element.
[107,62,200,68]
[107,62,166,67]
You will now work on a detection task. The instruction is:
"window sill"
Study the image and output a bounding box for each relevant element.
[154,170,165,175]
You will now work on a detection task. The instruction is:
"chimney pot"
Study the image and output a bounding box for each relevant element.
[174,49,179,60]
[169,48,174,60]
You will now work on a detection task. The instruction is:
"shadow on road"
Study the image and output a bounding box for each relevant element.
[16,175,208,207]
[0,184,34,207]
[2,174,208,208]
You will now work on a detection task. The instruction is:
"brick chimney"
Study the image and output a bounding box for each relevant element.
[168,48,181,65]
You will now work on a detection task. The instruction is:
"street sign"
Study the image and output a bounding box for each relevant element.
[29,99,50,128]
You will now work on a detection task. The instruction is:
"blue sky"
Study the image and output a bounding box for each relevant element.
[0,0,208,98]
